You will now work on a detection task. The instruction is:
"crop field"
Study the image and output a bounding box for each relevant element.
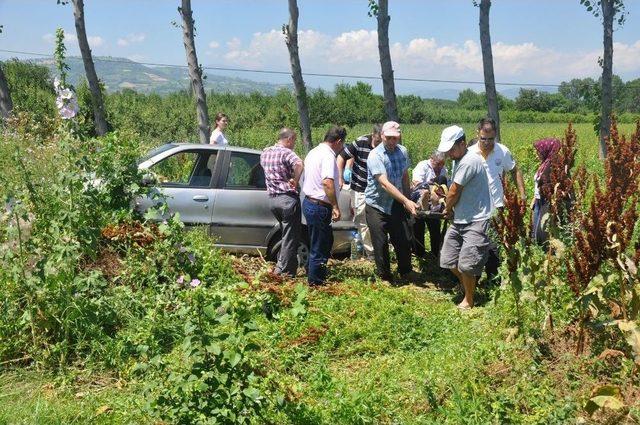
[1,118,639,424]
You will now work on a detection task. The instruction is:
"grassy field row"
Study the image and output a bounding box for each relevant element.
[1,121,638,424]
[2,256,637,424]
[234,122,637,176]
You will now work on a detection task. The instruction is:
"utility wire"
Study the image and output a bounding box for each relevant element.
[0,47,564,88]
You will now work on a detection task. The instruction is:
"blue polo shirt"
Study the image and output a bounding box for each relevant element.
[365,142,410,214]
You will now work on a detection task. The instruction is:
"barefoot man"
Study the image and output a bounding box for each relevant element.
[437,125,492,309]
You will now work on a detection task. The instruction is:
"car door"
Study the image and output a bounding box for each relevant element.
[210,150,276,250]
[140,149,219,224]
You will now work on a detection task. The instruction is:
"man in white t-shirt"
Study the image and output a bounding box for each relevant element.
[302,126,345,285]
[467,117,525,285]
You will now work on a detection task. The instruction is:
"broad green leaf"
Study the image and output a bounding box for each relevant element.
[617,320,640,364]
[203,303,217,319]
[242,387,261,402]
[584,385,625,415]
[206,343,221,355]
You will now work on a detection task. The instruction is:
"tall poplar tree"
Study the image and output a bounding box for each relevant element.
[179,0,211,143]
[71,0,109,135]
[369,0,398,121]
[477,0,500,139]
[284,0,311,152]
[581,0,628,159]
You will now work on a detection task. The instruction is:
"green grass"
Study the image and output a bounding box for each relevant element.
[0,371,148,424]
[3,258,637,423]
[233,121,637,180]
[2,121,639,424]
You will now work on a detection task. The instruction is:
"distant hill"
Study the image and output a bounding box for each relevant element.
[31,56,292,95]
[27,56,556,100]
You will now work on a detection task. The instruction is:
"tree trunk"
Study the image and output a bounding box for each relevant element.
[599,0,614,159]
[0,63,13,119]
[376,0,398,122]
[284,0,311,152]
[72,0,109,135]
[179,0,211,144]
[479,0,500,139]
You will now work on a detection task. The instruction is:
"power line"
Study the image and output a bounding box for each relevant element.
[0,48,564,88]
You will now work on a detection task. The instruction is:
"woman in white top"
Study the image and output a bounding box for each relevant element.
[210,112,229,145]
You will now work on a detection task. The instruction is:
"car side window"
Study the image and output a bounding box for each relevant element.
[225,152,266,190]
[151,151,217,187]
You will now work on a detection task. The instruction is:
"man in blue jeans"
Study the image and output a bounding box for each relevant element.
[301,126,346,285]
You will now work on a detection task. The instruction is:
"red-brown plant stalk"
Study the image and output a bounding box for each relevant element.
[542,123,578,227]
[566,118,640,353]
[494,178,527,274]
[493,177,528,327]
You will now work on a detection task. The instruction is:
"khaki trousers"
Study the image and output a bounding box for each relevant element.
[351,190,374,256]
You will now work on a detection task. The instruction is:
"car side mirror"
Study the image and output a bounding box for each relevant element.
[141,173,157,186]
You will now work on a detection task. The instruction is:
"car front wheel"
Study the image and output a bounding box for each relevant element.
[268,233,310,269]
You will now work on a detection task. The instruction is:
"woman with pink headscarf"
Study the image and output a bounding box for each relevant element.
[532,138,561,244]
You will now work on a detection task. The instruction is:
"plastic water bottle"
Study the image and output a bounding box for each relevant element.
[350,231,361,260]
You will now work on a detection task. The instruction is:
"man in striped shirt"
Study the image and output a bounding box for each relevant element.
[336,124,382,258]
[260,128,304,277]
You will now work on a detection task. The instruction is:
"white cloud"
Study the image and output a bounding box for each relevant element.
[217,28,640,84]
[87,36,104,48]
[226,37,242,51]
[208,40,220,49]
[42,31,104,49]
[117,33,146,47]
[611,40,640,72]
[42,31,77,44]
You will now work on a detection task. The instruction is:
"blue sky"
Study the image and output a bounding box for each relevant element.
[1,0,639,93]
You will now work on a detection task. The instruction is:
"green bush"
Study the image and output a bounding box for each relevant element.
[145,285,265,424]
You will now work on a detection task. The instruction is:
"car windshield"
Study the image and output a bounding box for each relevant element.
[138,143,178,164]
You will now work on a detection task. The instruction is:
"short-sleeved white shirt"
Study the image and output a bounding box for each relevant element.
[302,143,339,203]
[412,159,448,185]
[210,128,229,145]
[468,142,516,209]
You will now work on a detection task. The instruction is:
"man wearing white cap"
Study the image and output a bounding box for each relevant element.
[468,117,526,285]
[365,121,421,283]
[437,125,492,309]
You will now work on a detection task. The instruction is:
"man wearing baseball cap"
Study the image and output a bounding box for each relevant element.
[365,121,421,283]
[437,125,492,309]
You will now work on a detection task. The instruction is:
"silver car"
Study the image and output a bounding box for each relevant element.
[136,143,356,263]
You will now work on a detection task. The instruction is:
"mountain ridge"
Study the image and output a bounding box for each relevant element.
[24,55,554,100]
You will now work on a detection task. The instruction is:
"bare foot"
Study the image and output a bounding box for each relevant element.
[457,301,473,310]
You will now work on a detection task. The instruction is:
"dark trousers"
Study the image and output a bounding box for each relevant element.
[302,198,334,284]
[269,193,301,276]
[483,211,501,284]
[485,241,500,282]
[366,202,413,280]
[532,198,550,245]
[413,217,444,258]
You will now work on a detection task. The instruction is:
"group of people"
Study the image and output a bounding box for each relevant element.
[255,117,558,309]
